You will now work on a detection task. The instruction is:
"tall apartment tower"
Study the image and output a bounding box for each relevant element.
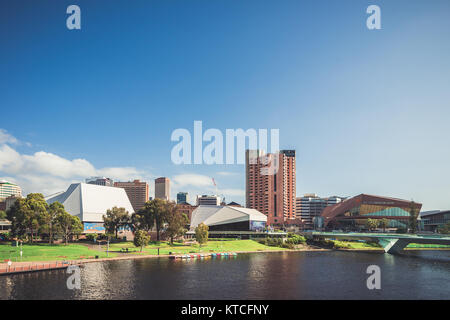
[155,177,170,201]
[245,149,296,226]
[114,179,149,212]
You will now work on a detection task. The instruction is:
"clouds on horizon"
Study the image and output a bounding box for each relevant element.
[0,129,245,204]
[0,129,154,196]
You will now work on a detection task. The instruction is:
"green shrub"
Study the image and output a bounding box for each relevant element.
[282,242,295,249]
[86,234,98,242]
[286,234,306,245]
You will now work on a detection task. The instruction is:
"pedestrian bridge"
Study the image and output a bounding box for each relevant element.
[303,232,450,254]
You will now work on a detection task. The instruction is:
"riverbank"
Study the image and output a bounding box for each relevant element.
[2,239,449,276]
[0,245,332,275]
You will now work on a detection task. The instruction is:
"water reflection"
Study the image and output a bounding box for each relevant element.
[0,251,448,300]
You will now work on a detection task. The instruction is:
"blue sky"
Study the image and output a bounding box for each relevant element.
[1,0,450,210]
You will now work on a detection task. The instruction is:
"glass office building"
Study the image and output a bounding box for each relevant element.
[321,194,422,231]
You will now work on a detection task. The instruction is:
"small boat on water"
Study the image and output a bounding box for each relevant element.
[211,253,217,257]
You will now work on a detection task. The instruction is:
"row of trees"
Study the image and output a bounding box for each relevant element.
[103,198,189,244]
[5,193,83,244]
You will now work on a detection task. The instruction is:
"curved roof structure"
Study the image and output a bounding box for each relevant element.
[321,194,422,226]
[190,205,267,230]
[46,183,134,222]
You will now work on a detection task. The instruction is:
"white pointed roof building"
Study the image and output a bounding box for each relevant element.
[189,205,267,232]
[45,183,134,224]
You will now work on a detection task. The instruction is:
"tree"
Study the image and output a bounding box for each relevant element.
[164,203,188,244]
[26,193,48,243]
[137,199,170,241]
[437,221,450,234]
[195,223,209,247]
[380,218,390,233]
[103,207,131,239]
[40,201,65,244]
[131,206,155,232]
[0,210,6,220]
[6,198,28,241]
[57,210,83,245]
[409,201,419,233]
[133,230,150,252]
[7,193,48,243]
[365,219,379,232]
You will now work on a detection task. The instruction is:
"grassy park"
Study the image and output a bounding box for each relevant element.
[104,239,288,255]
[2,238,448,263]
[0,242,116,262]
[0,239,287,262]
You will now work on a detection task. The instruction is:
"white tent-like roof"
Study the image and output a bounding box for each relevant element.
[45,183,134,223]
[189,205,267,230]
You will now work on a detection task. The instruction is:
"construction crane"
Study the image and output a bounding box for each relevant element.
[211,177,225,205]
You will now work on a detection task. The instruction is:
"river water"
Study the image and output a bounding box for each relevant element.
[0,250,449,300]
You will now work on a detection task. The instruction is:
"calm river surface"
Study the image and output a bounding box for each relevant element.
[0,251,449,300]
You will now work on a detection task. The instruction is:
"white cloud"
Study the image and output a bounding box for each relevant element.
[220,188,245,197]
[0,129,154,196]
[22,151,97,178]
[0,129,19,145]
[216,171,238,176]
[170,173,245,205]
[0,129,246,204]
[172,174,214,188]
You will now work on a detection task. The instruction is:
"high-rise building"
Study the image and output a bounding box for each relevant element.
[86,177,114,187]
[295,194,345,229]
[196,195,221,206]
[0,180,22,203]
[155,177,170,200]
[177,192,188,204]
[245,149,296,226]
[114,180,149,212]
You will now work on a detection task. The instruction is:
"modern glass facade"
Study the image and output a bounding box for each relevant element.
[420,210,450,232]
[322,194,422,231]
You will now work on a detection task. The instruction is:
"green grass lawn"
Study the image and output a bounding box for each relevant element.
[105,239,287,255]
[330,240,450,250]
[331,240,382,250]
[406,243,450,248]
[0,242,116,262]
[0,239,286,262]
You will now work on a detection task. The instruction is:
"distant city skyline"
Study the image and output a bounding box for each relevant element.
[1,0,450,211]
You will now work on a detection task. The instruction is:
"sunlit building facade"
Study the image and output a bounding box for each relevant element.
[321,194,422,231]
[246,149,296,226]
[0,180,22,201]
